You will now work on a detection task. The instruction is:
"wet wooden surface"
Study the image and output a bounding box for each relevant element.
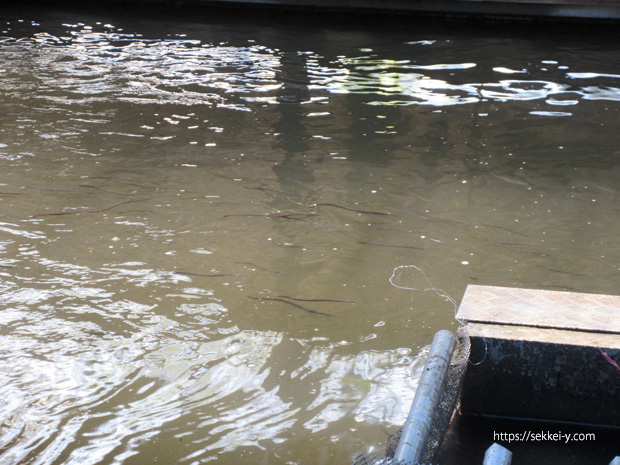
[457,285,620,334]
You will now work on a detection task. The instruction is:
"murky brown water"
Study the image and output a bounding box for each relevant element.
[1,6,620,464]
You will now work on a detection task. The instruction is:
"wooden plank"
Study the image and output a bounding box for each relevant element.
[466,322,620,348]
[457,285,620,334]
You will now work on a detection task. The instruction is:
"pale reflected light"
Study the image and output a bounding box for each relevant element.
[302,346,430,432]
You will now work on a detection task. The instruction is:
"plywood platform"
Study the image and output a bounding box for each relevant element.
[458,285,620,426]
[456,285,620,334]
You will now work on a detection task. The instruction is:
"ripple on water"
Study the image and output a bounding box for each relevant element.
[301,345,428,433]
[3,12,620,465]
[0,263,285,463]
[0,251,432,462]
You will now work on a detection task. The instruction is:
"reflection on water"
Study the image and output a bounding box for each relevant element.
[1,7,620,465]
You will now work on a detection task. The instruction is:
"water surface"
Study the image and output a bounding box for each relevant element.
[1,7,620,465]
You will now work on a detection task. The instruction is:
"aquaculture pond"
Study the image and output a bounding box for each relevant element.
[1,6,619,464]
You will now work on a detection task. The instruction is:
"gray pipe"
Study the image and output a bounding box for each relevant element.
[483,443,512,465]
[393,330,457,465]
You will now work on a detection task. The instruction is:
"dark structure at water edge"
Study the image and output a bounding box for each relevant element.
[17,0,620,21]
[355,285,620,465]
[196,0,620,20]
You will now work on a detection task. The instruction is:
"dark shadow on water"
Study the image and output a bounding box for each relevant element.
[5,0,620,43]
